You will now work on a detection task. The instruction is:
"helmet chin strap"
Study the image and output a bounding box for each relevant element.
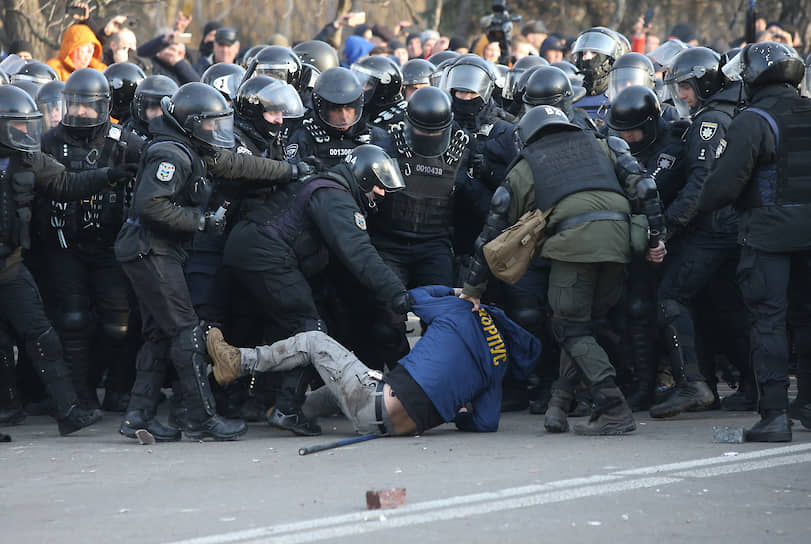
[365,191,377,208]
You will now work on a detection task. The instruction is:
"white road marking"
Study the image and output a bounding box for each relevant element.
[166,444,811,544]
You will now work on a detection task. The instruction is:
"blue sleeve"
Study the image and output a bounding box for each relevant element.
[137,35,168,58]
[409,285,455,324]
[454,382,501,432]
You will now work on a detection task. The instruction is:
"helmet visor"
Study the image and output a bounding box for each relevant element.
[254,63,293,82]
[571,32,620,57]
[443,64,494,101]
[0,54,26,76]
[608,68,655,102]
[647,39,688,71]
[665,81,693,118]
[351,67,381,105]
[318,96,363,130]
[257,82,305,118]
[371,157,406,192]
[2,114,42,152]
[721,50,745,82]
[210,73,243,99]
[37,98,65,130]
[62,95,109,127]
[404,121,452,158]
[190,112,235,148]
[502,69,525,100]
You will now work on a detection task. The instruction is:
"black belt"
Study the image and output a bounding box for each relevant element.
[552,210,629,234]
[373,380,387,435]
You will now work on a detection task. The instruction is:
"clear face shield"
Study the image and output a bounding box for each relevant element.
[352,64,391,105]
[258,82,305,119]
[647,39,688,72]
[502,68,526,100]
[62,94,110,127]
[2,114,43,152]
[254,62,294,82]
[318,96,363,130]
[607,67,655,102]
[404,121,452,158]
[371,156,406,192]
[442,64,494,101]
[571,32,621,58]
[721,50,745,83]
[188,111,235,148]
[37,97,65,130]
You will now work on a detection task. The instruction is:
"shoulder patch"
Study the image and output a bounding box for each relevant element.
[236,145,252,155]
[699,122,718,141]
[354,211,367,230]
[715,138,727,159]
[156,161,176,182]
[286,144,299,159]
[656,153,676,170]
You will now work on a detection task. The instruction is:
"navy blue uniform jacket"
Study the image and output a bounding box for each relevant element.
[398,285,542,432]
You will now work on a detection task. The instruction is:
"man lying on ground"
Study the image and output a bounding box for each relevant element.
[206,285,542,435]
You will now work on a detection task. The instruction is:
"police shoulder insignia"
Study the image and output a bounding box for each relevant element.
[699,122,718,141]
[715,138,727,159]
[697,147,707,161]
[657,153,675,170]
[285,144,299,159]
[156,161,175,182]
[354,211,367,230]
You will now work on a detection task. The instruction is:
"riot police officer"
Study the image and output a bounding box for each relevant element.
[0,85,133,435]
[104,62,146,126]
[401,59,437,100]
[286,67,392,168]
[523,66,594,130]
[35,80,66,132]
[607,85,687,409]
[608,53,679,123]
[123,75,179,140]
[114,83,249,441]
[502,55,548,116]
[222,145,410,435]
[201,62,246,104]
[571,27,630,122]
[38,68,144,412]
[650,47,745,419]
[351,55,407,130]
[699,42,811,440]
[461,106,667,435]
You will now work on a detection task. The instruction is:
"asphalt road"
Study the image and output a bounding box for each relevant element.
[2,404,809,544]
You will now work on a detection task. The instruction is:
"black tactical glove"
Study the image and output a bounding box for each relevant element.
[469,153,486,179]
[107,163,139,186]
[390,290,414,315]
[198,210,227,236]
[291,160,316,180]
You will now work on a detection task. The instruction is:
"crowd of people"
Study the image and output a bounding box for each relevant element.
[0,5,809,446]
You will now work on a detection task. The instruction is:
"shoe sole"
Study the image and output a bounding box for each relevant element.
[267,421,322,436]
[744,431,792,442]
[572,422,637,436]
[650,395,716,419]
[184,426,248,441]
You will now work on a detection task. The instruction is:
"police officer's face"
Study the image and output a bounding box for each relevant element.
[454,90,480,101]
[405,83,428,101]
[620,129,644,143]
[263,110,284,125]
[68,102,99,120]
[678,82,698,108]
[10,121,29,133]
[145,105,163,120]
[327,105,357,130]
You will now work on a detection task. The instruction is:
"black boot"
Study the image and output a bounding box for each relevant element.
[573,379,636,435]
[544,379,573,433]
[0,343,25,425]
[799,402,811,430]
[722,375,757,411]
[62,328,101,412]
[649,380,715,418]
[267,366,321,436]
[119,410,181,442]
[28,328,102,435]
[745,410,792,442]
[171,324,246,441]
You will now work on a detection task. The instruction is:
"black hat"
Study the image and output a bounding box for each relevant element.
[8,40,33,55]
[203,21,224,36]
[215,27,238,45]
[522,20,548,36]
[448,36,468,51]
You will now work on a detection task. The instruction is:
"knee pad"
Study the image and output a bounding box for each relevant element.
[27,327,63,362]
[58,295,91,332]
[657,299,683,327]
[101,321,129,342]
[512,307,544,336]
[628,296,653,321]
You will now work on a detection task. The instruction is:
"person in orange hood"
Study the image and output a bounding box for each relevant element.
[47,24,107,81]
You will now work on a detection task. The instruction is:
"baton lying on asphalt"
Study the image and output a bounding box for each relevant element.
[298,433,381,456]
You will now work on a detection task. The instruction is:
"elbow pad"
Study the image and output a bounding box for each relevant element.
[635,176,667,240]
[608,136,646,179]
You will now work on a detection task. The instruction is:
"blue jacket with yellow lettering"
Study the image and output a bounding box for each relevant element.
[399,285,542,432]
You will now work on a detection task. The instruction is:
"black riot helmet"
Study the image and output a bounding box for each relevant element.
[0,85,43,153]
[240,44,269,70]
[235,76,304,138]
[503,55,548,100]
[161,82,234,149]
[11,80,39,100]
[523,66,575,116]
[723,41,805,91]
[36,80,66,131]
[246,46,303,90]
[402,59,437,100]
[442,54,496,101]
[201,62,246,101]
[133,75,178,124]
[10,60,58,88]
[405,86,454,157]
[427,50,460,67]
[608,52,656,102]
[293,40,339,73]
[571,27,629,95]
[62,68,111,128]
[344,144,405,196]
[104,62,146,119]
[665,47,722,117]
[312,67,364,131]
[515,105,579,149]
[606,85,662,153]
[430,57,457,87]
[351,55,403,108]
[511,65,544,107]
